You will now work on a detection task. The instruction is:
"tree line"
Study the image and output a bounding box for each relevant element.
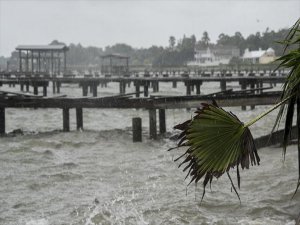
[37,28,292,68]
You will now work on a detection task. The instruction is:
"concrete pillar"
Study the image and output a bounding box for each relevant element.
[92,83,98,97]
[20,83,24,92]
[76,108,83,130]
[63,108,70,132]
[149,109,157,139]
[132,117,142,142]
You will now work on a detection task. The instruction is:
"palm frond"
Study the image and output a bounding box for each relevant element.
[171,102,260,201]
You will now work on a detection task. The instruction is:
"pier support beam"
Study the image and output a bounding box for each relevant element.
[119,81,126,95]
[62,108,70,132]
[43,85,47,97]
[241,82,247,111]
[186,82,191,96]
[52,81,56,94]
[132,117,142,142]
[82,83,88,96]
[135,82,140,97]
[26,83,29,92]
[0,108,5,134]
[220,80,227,92]
[149,109,157,139]
[20,83,24,92]
[57,82,61,94]
[144,85,149,97]
[92,84,98,97]
[196,82,202,95]
[159,109,166,134]
[172,81,177,88]
[76,108,83,130]
[33,86,38,95]
[250,82,255,110]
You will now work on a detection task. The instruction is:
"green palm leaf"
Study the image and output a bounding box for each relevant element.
[172,102,260,201]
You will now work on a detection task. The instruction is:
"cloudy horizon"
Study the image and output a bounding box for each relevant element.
[0,0,299,57]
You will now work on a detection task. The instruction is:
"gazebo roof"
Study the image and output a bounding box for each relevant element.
[101,53,129,59]
[16,45,69,51]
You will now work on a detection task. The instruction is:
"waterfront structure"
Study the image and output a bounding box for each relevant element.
[242,47,276,64]
[188,46,240,66]
[100,54,129,76]
[16,44,69,75]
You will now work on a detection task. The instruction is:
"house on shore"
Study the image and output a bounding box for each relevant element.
[242,48,276,64]
[188,46,240,67]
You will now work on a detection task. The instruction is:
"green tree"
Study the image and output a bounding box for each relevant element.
[169,36,176,50]
[201,31,210,47]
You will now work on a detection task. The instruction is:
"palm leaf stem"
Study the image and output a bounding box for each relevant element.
[244,95,294,128]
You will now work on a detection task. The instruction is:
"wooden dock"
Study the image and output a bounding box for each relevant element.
[0,89,282,139]
[0,71,286,98]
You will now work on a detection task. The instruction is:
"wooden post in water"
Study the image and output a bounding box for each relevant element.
[76,108,83,130]
[92,83,98,97]
[241,81,247,110]
[135,82,140,97]
[43,85,47,96]
[26,83,29,92]
[186,81,191,96]
[220,80,227,92]
[52,81,56,94]
[172,81,177,88]
[132,117,142,142]
[57,82,61,94]
[20,83,24,92]
[82,83,88,96]
[33,85,38,95]
[144,84,149,97]
[149,109,157,139]
[196,82,201,95]
[159,109,166,134]
[0,107,5,134]
[63,108,70,132]
[250,82,255,110]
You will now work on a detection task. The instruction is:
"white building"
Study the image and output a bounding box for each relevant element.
[242,48,276,64]
[188,46,240,66]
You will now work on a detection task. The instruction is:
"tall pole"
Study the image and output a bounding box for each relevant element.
[19,50,22,72]
[64,50,67,73]
[38,51,41,72]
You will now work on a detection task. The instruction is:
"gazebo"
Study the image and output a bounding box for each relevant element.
[16,44,69,75]
[100,54,129,76]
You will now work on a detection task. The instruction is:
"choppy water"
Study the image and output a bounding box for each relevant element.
[0,81,299,225]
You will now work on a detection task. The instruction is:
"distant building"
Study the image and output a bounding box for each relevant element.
[100,54,129,76]
[242,48,276,64]
[188,46,240,66]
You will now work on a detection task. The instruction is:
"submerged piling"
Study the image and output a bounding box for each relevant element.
[132,117,142,142]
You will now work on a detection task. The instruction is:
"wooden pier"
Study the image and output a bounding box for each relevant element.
[0,71,286,98]
[0,90,282,140]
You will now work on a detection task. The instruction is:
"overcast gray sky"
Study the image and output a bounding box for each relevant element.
[0,0,299,57]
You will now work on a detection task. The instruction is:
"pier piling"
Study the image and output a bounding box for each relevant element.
[132,117,142,142]
[62,108,70,132]
[76,108,83,130]
[0,108,5,134]
[159,109,166,134]
[149,109,157,139]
